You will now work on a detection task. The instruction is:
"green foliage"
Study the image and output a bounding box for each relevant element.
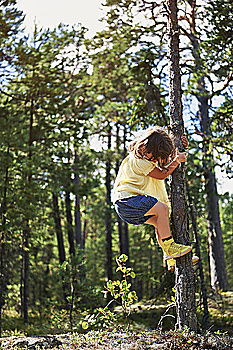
[0,0,233,338]
[106,254,138,311]
[219,194,233,288]
[81,255,138,331]
[204,0,233,72]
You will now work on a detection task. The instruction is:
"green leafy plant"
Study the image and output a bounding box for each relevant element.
[81,254,138,330]
[105,254,138,316]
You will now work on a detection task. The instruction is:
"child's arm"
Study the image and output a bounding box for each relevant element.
[147,149,187,180]
[147,134,189,180]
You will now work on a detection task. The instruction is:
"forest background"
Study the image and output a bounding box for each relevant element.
[0,0,232,338]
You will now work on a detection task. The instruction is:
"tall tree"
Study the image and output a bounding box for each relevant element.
[186,182,209,327]
[167,0,197,331]
[0,0,24,331]
[180,0,231,291]
[105,123,113,281]
[0,22,90,318]
[0,0,24,76]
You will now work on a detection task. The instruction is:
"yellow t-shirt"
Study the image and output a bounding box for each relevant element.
[112,153,170,208]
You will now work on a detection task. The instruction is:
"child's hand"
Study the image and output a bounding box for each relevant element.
[178,150,187,163]
[181,135,189,149]
[174,148,187,164]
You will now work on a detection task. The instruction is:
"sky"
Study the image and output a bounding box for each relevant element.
[17,0,105,36]
[16,0,233,195]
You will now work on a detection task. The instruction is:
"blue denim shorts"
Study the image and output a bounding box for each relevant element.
[115,195,158,225]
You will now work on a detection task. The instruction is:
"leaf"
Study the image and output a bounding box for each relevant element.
[130,271,136,278]
[118,254,128,262]
[81,321,89,329]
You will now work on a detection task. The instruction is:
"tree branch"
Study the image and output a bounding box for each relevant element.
[209,72,233,99]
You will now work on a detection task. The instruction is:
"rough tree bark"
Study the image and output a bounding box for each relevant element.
[167,0,197,331]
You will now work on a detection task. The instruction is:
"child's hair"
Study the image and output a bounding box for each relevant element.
[128,126,175,163]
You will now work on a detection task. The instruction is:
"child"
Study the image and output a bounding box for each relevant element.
[112,126,195,270]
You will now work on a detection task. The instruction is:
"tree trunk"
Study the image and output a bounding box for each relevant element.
[205,167,228,291]
[82,219,87,250]
[52,192,70,305]
[20,98,35,324]
[52,193,66,264]
[105,124,113,281]
[73,151,85,280]
[0,160,9,337]
[198,95,227,291]
[21,223,30,324]
[115,123,130,261]
[0,231,4,338]
[186,182,209,328]
[74,151,83,248]
[167,0,197,331]
[65,191,75,257]
[189,0,228,292]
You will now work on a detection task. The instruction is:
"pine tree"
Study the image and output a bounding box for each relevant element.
[0,0,24,334]
[179,0,232,291]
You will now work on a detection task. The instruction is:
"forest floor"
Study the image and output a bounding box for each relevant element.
[0,330,233,350]
[1,292,233,349]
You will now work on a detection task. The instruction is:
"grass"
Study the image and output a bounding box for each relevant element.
[1,291,233,338]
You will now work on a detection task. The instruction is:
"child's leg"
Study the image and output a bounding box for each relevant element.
[144,201,192,260]
[144,201,171,240]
